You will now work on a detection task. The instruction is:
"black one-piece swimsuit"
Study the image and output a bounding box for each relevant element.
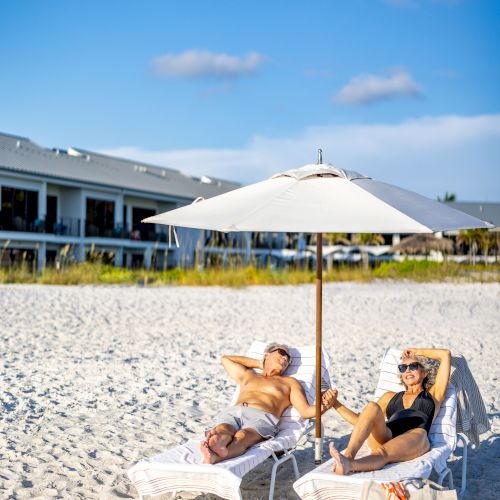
[385,390,435,438]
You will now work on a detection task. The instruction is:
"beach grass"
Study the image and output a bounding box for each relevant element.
[0,260,498,286]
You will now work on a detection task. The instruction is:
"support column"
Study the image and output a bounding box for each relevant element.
[114,247,124,267]
[79,189,86,238]
[75,243,85,263]
[126,205,133,232]
[144,246,152,269]
[115,193,124,227]
[37,242,46,271]
[38,182,47,221]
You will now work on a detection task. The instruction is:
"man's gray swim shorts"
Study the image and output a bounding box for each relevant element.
[213,405,280,438]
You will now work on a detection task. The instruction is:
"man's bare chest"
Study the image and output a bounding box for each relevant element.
[243,376,290,398]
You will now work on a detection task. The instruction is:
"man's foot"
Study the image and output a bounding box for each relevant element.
[208,432,231,458]
[329,443,352,475]
[200,441,219,464]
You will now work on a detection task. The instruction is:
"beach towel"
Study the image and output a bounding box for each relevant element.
[450,354,490,447]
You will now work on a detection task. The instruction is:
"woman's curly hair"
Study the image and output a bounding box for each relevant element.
[400,355,439,391]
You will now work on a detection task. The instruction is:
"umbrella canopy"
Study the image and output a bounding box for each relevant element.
[145,163,491,233]
[144,159,492,463]
[390,233,454,255]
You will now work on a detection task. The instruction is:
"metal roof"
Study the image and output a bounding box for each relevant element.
[446,201,500,228]
[0,132,239,201]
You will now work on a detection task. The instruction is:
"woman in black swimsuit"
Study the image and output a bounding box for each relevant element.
[328,348,451,475]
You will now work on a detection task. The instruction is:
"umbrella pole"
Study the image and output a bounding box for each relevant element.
[315,232,323,464]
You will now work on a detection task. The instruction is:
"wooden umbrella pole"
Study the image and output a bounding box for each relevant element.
[315,232,323,464]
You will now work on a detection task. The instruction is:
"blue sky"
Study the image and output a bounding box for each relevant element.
[1,0,499,200]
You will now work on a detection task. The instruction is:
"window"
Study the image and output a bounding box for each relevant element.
[46,195,57,233]
[1,186,38,231]
[85,198,115,237]
[132,207,156,241]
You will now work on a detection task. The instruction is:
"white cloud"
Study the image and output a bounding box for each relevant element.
[335,69,423,105]
[151,50,268,79]
[100,114,500,201]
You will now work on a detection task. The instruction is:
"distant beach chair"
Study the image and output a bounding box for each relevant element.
[293,348,473,499]
[128,340,332,500]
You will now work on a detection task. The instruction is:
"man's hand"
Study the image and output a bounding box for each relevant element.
[320,388,338,412]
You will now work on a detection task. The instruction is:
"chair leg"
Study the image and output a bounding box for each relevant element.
[268,451,301,500]
[290,453,300,480]
[457,434,468,497]
[269,460,278,500]
[437,467,452,488]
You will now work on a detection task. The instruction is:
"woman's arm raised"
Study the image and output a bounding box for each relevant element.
[403,347,451,404]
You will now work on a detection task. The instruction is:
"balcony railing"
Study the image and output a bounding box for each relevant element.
[84,221,169,242]
[46,217,81,237]
[0,213,80,237]
[0,212,170,242]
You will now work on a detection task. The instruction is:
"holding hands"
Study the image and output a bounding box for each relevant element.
[321,388,338,412]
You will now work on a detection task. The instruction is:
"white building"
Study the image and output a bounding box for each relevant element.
[0,132,239,269]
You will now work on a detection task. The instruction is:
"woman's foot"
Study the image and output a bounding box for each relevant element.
[329,442,352,475]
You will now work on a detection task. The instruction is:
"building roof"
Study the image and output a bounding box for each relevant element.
[0,132,239,201]
[446,201,500,228]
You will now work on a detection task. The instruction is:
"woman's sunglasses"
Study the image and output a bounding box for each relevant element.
[398,362,423,373]
[270,348,291,364]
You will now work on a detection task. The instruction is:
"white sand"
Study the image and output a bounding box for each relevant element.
[0,282,498,499]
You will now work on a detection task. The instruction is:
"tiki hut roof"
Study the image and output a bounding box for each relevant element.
[389,234,454,255]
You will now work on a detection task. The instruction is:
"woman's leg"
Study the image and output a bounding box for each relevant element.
[332,428,429,475]
[343,402,392,460]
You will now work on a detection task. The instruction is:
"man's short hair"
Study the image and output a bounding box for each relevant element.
[263,343,291,366]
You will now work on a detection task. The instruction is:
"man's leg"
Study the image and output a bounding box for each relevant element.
[207,428,263,464]
[200,423,237,464]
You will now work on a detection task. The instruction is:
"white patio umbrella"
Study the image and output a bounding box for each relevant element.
[144,151,492,463]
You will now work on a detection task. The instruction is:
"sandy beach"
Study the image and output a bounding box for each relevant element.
[0,282,498,499]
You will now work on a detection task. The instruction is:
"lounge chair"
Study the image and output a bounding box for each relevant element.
[128,341,332,500]
[293,348,468,499]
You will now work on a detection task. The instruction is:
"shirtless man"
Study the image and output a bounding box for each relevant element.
[200,343,336,464]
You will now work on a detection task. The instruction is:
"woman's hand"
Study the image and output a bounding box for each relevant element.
[401,348,418,360]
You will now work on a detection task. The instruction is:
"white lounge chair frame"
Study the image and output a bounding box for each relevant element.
[128,341,331,500]
[437,433,468,496]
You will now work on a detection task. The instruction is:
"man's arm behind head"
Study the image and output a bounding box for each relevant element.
[221,355,262,384]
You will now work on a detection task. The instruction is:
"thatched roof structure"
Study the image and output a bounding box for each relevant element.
[389,234,454,255]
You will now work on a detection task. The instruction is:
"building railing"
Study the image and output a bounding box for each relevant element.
[0,213,80,237]
[0,212,171,242]
[46,217,81,237]
[84,221,169,242]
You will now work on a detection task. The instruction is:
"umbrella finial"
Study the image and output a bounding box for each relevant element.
[317,149,323,165]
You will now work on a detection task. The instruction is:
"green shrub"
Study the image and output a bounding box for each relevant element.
[0,261,498,286]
